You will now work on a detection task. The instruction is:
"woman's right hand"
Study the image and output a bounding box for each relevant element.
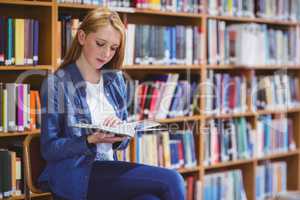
[86,116,127,144]
[87,132,125,144]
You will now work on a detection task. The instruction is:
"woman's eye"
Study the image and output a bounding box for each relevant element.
[111,47,118,51]
[96,42,105,47]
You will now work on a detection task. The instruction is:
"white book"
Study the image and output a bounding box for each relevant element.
[72,120,165,137]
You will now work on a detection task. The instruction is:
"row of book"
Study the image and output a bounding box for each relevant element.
[125,24,205,65]
[204,117,253,165]
[135,130,197,169]
[203,116,295,166]
[57,0,205,13]
[116,144,131,161]
[126,73,199,121]
[0,83,41,133]
[256,0,300,21]
[57,18,205,66]
[251,73,300,110]
[205,71,247,115]
[205,71,300,115]
[207,20,300,65]
[57,16,78,63]
[204,169,247,200]
[256,161,287,200]
[208,0,255,17]
[184,176,201,200]
[0,150,22,198]
[256,115,296,156]
[0,17,39,66]
[208,0,300,21]
[57,16,300,67]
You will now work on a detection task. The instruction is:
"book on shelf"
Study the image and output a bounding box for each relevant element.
[204,169,247,200]
[135,129,197,169]
[0,149,22,198]
[0,17,39,66]
[256,161,287,199]
[72,119,165,137]
[0,83,41,133]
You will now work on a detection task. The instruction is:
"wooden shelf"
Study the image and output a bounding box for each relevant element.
[122,64,202,70]
[204,107,300,119]
[0,129,40,138]
[204,159,254,170]
[57,2,98,9]
[2,192,51,200]
[157,115,201,123]
[206,15,299,26]
[204,111,255,119]
[257,107,300,115]
[177,166,200,173]
[131,9,203,18]
[204,150,300,170]
[0,0,52,6]
[207,64,300,70]
[0,65,52,71]
[57,3,204,18]
[256,150,299,161]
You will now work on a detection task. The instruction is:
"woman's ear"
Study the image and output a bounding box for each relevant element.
[77,29,86,45]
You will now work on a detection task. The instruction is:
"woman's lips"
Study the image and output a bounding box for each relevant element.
[97,58,105,64]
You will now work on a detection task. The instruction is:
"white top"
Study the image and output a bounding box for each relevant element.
[85,75,116,161]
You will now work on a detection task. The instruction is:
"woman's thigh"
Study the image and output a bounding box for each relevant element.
[87,161,185,200]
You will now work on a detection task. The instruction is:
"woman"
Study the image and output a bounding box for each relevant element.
[38,8,185,200]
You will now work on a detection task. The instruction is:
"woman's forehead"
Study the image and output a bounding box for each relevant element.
[90,25,121,45]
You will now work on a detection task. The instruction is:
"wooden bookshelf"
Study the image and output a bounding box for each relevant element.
[0,192,51,200]
[0,130,40,138]
[0,65,52,71]
[0,1,300,200]
[0,0,52,7]
[207,64,300,70]
[206,15,299,26]
[122,64,203,70]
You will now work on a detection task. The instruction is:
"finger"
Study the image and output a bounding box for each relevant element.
[103,116,121,127]
[103,116,114,127]
[104,133,115,138]
[104,137,124,143]
[94,132,106,139]
[110,118,121,127]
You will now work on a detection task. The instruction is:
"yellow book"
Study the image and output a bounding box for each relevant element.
[149,0,160,10]
[10,151,16,195]
[228,0,233,15]
[162,131,171,168]
[15,19,25,65]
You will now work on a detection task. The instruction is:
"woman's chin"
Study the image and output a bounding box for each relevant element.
[95,64,103,70]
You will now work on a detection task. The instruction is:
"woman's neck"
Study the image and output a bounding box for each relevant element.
[76,55,101,84]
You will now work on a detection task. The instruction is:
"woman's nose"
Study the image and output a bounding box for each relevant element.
[100,46,110,59]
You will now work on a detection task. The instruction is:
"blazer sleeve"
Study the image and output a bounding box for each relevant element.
[40,74,95,162]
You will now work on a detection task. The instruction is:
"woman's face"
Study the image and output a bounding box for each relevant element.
[78,24,121,70]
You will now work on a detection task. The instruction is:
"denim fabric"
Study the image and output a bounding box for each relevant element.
[87,161,186,200]
[38,63,130,200]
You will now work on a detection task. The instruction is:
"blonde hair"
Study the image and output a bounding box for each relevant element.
[59,8,125,70]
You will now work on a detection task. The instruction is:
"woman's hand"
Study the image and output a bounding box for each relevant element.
[87,116,127,144]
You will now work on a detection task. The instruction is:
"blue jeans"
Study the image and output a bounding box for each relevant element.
[87,161,185,200]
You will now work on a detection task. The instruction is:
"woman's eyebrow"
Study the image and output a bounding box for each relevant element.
[96,38,119,46]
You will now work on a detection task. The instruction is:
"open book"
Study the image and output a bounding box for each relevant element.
[72,120,166,137]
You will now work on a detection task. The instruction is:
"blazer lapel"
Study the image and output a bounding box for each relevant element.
[64,63,92,124]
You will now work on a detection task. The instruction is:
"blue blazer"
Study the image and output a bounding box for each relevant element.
[38,63,130,200]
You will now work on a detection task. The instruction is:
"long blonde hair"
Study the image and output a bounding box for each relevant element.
[59,8,125,70]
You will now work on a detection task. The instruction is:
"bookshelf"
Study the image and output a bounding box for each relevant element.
[0,0,300,199]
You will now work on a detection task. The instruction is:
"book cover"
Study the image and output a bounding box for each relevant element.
[72,120,164,137]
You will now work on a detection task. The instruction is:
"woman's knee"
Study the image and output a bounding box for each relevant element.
[160,169,185,199]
